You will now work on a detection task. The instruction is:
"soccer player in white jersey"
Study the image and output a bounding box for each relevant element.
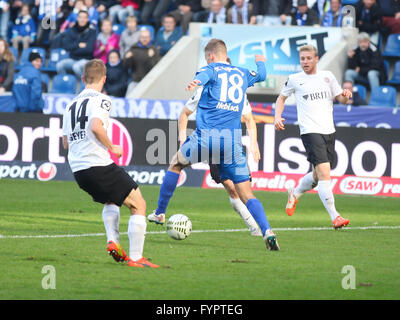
[274,44,352,229]
[175,86,262,236]
[62,59,158,268]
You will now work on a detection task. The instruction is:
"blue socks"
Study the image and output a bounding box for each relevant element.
[156,171,180,215]
[246,198,271,236]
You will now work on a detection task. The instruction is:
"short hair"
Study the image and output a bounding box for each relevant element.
[125,15,138,25]
[357,32,370,41]
[204,38,227,56]
[78,9,89,16]
[162,13,176,23]
[299,44,318,57]
[83,59,106,84]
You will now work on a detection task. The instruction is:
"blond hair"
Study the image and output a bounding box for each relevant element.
[299,44,318,57]
[204,38,227,56]
[83,59,106,84]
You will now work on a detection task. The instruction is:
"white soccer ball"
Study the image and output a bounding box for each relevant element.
[166,214,192,240]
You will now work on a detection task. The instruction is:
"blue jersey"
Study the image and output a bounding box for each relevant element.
[193,61,266,131]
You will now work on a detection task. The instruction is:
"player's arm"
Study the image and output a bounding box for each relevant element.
[242,111,260,162]
[335,89,352,104]
[62,136,68,150]
[90,118,123,158]
[247,55,267,87]
[186,66,213,91]
[178,106,194,147]
[274,94,287,131]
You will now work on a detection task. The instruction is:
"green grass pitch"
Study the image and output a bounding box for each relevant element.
[0,179,399,300]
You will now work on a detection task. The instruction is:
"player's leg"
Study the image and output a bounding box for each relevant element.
[221,178,262,236]
[148,149,190,224]
[149,131,200,224]
[235,181,279,250]
[123,187,158,268]
[286,170,318,216]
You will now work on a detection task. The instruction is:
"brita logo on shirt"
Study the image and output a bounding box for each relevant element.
[303,91,331,101]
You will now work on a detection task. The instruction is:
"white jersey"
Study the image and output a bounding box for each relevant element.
[280,69,343,135]
[62,89,114,172]
[185,87,252,115]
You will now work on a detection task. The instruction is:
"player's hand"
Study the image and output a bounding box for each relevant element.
[342,89,352,99]
[251,143,261,162]
[274,116,286,131]
[255,54,266,63]
[110,145,123,158]
[186,79,201,91]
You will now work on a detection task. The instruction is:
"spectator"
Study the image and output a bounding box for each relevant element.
[83,0,99,29]
[119,15,140,57]
[0,38,15,93]
[340,81,368,106]
[312,0,331,19]
[60,0,86,32]
[252,0,294,25]
[320,0,343,27]
[140,0,172,29]
[104,50,128,97]
[354,0,383,43]
[197,0,227,23]
[344,32,386,90]
[12,51,44,112]
[94,18,120,64]
[11,4,36,51]
[95,0,115,21]
[378,0,400,34]
[0,0,10,40]
[291,0,319,26]
[109,0,140,25]
[169,0,203,34]
[36,0,63,47]
[56,10,96,77]
[154,14,183,56]
[123,28,161,93]
[227,0,254,24]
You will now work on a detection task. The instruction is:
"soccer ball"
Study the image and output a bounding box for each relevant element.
[166,214,192,240]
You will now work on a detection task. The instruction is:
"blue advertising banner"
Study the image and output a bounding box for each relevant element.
[198,25,343,75]
[1,94,399,129]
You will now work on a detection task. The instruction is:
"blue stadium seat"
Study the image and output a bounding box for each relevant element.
[112,24,126,35]
[383,34,400,57]
[50,74,77,94]
[341,0,359,4]
[368,85,397,107]
[18,47,46,68]
[138,24,155,40]
[387,61,400,85]
[353,84,367,100]
[10,46,18,63]
[42,48,70,73]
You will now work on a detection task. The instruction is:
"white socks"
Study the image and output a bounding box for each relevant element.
[102,204,120,243]
[128,214,147,261]
[229,197,260,232]
[317,180,339,221]
[294,172,317,199]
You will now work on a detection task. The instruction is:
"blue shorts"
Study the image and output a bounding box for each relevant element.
[180,130,250,184]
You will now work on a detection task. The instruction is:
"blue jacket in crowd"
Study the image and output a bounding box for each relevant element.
[61,24,96,60]
[12,64,44,112]
[12,15,37,40]
[154,26,183,56]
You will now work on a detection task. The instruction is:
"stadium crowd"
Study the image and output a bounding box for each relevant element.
[0,0,399,112]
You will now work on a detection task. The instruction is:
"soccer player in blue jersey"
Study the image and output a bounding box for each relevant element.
[148,38,279,250]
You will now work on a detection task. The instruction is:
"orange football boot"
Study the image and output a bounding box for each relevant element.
[286,188,298,216]
[332,216,350,229]
[107,241,128,262]
[127,257,159,268]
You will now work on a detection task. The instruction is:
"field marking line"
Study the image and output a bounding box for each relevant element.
[0,225,399,239]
